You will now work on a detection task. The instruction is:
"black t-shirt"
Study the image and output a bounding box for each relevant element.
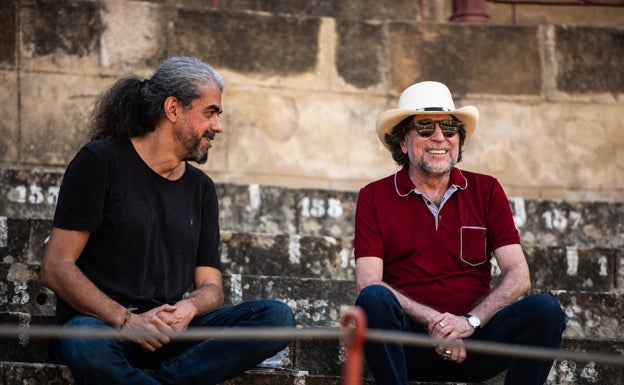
[52,138,221,324]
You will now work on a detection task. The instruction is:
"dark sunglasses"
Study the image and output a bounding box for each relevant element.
[411,118,462,138]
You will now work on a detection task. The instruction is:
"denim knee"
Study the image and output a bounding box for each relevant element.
[268,300,296,327]
[525,294,566,327]
[59,337,114,369]
[355,284,395,309]
[355,285,404,329]
[58,316,114,367]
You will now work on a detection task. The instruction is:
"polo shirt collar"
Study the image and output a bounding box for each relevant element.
[394,166,468,197]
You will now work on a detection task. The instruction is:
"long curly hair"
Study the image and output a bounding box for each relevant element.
[88,57,224,141]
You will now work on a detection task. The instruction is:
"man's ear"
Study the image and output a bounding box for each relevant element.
[163,96,179,122]
[400,138,408,154]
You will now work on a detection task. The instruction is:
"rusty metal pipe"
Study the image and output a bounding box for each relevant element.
[339,306,368,385]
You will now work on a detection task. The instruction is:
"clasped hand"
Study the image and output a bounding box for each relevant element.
[122,301,196,352]
[427,313,475,363]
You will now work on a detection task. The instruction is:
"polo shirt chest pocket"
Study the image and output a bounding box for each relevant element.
[460,226,487,266]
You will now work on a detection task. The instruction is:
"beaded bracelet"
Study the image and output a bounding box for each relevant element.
[120,305,138,329]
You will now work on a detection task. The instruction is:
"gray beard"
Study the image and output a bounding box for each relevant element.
[417,157,456,175]
[182,142,208,164]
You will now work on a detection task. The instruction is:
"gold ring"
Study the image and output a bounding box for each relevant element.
[445,350,451,355]
[439,322,445,328]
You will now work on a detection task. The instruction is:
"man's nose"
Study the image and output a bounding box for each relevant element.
[430,123,445,140]
[211,115,223,133]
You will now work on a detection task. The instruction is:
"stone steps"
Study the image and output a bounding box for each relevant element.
[1,260,622,334]
[2,178,623,383]
[2,173,624,247]
[1,335,623,385]
[0,361,501,385]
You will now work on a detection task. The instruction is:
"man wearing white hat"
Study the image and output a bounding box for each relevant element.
[353,81,565,385]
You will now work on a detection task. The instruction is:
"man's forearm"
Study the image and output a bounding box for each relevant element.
[182,283,224,316]
[470,268,530,325]
[41,260,126,327]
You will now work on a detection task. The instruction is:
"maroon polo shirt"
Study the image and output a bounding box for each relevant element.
[354,166,520,315]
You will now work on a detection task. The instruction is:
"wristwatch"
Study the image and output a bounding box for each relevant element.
[465,314,481,330]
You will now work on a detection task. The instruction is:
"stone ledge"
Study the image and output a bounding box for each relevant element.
[1,169,623,247]
[4,358,624,385]
[0,361,501,385]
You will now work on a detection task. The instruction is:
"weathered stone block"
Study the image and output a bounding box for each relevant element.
[514,199,624,248]
[294,338,342,376]
[0,361,74,385]
[223,275,356,328]
[0,0,16,67]
[220,232,354,280]
[295,189,356,239]
[19,72,108,165]
[0,70,18,162]
[220,370,309,385]
[19,0,101,72]
[99,0,169,70]
[554,291,624,339]
[0,169,62,220]
[219,0,421,21]
[387,23,541,95]
[217,184,357,238]
[172,9,319,76]
[217,184,298,234]
[0,219,30,264]
[0,312,55,363]
[524,246,618,292]
[0,218,50,266]
[556,26,624,94]
[267,278,356,328]
[213,87,390,188]
[552,338,624,385]
[0,263,55,317]
[336,20,384,88]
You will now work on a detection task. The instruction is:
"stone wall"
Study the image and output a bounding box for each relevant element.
[1,0,623,202]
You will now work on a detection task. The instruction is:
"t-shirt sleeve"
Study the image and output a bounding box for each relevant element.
[353,186,384,260]
[487,179,521,250]
[195,176,222,271]
[53,147,108,232]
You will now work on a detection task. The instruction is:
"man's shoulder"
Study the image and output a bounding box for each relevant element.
[361,172,397,190]
[454,168,498,185]
[82,138,127,158]
[184,162,216,188]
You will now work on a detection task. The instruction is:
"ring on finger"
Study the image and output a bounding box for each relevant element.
[439,321,445,328]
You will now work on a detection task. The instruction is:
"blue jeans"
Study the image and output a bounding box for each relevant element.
[55,300,295,385]
[355,285,566,385]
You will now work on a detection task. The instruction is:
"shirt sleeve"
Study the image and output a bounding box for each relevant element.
[486,179,521,250]
[195,175,222,271]
[53,147,108,232]
[353,185,384,260]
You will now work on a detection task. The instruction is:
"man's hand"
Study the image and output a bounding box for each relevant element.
[428,313,474,363]
[122,304,177,352]
[156,299,197,332]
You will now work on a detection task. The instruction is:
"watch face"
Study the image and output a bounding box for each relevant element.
[468,315,480,328]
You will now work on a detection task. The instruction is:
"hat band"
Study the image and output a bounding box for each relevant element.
[416,107,450,112]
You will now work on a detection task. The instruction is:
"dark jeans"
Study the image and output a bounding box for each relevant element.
[55,299,295,385]
[355,285,566,385]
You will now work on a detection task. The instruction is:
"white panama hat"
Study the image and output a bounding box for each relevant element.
[375,81,479,151]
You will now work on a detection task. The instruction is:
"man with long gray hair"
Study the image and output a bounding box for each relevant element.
[41,56,295,385]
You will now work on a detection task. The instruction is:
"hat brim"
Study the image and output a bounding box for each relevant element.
[375,106,479,151]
